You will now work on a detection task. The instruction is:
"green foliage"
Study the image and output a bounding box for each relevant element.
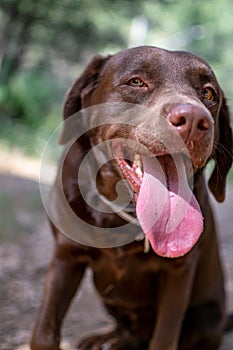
[0,68,62,156]
[0,69,60,126]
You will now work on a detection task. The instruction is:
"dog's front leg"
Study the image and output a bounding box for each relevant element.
[149,251,198,350]
[30,242,86,350]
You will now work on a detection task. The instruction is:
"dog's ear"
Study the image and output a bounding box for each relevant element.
[208,95,233,202]
[60,55,111,144]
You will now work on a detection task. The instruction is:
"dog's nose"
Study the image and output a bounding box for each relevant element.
[167,104,212,142]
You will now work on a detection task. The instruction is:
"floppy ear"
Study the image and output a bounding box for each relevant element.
[60,55,111,143]
[208,95,233,202]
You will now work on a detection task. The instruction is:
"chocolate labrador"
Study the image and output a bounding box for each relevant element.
[31,46,233,350]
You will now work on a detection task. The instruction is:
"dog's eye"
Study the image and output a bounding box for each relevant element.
[127,78,147,87]
[202,86,216,101]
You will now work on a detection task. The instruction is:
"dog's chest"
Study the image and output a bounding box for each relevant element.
[89,248,158,306]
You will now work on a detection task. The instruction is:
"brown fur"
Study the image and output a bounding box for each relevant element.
[31,46,233,350]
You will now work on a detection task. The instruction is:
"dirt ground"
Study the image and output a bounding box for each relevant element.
[0,153,233,350]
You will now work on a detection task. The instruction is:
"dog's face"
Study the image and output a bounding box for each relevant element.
[86,47,222,175]
[62,46,233,257]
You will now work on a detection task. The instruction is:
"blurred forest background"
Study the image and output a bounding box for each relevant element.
[0,0,233,159]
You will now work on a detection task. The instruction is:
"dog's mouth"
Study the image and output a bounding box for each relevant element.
[115,153,143,197]
[112,140,203,258]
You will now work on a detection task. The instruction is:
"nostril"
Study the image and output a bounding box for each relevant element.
[174,116,186,127]
[197,118,210,131]
[169,113,187,128]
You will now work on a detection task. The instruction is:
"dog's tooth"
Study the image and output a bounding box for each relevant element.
[134,154,141,161]
[133,154,142,167]
[135,167,143,177]
[125,163,132,170]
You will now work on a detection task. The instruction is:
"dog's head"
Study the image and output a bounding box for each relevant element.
[61,46,233,257]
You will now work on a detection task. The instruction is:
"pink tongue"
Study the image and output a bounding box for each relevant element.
[136,155,203,258]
